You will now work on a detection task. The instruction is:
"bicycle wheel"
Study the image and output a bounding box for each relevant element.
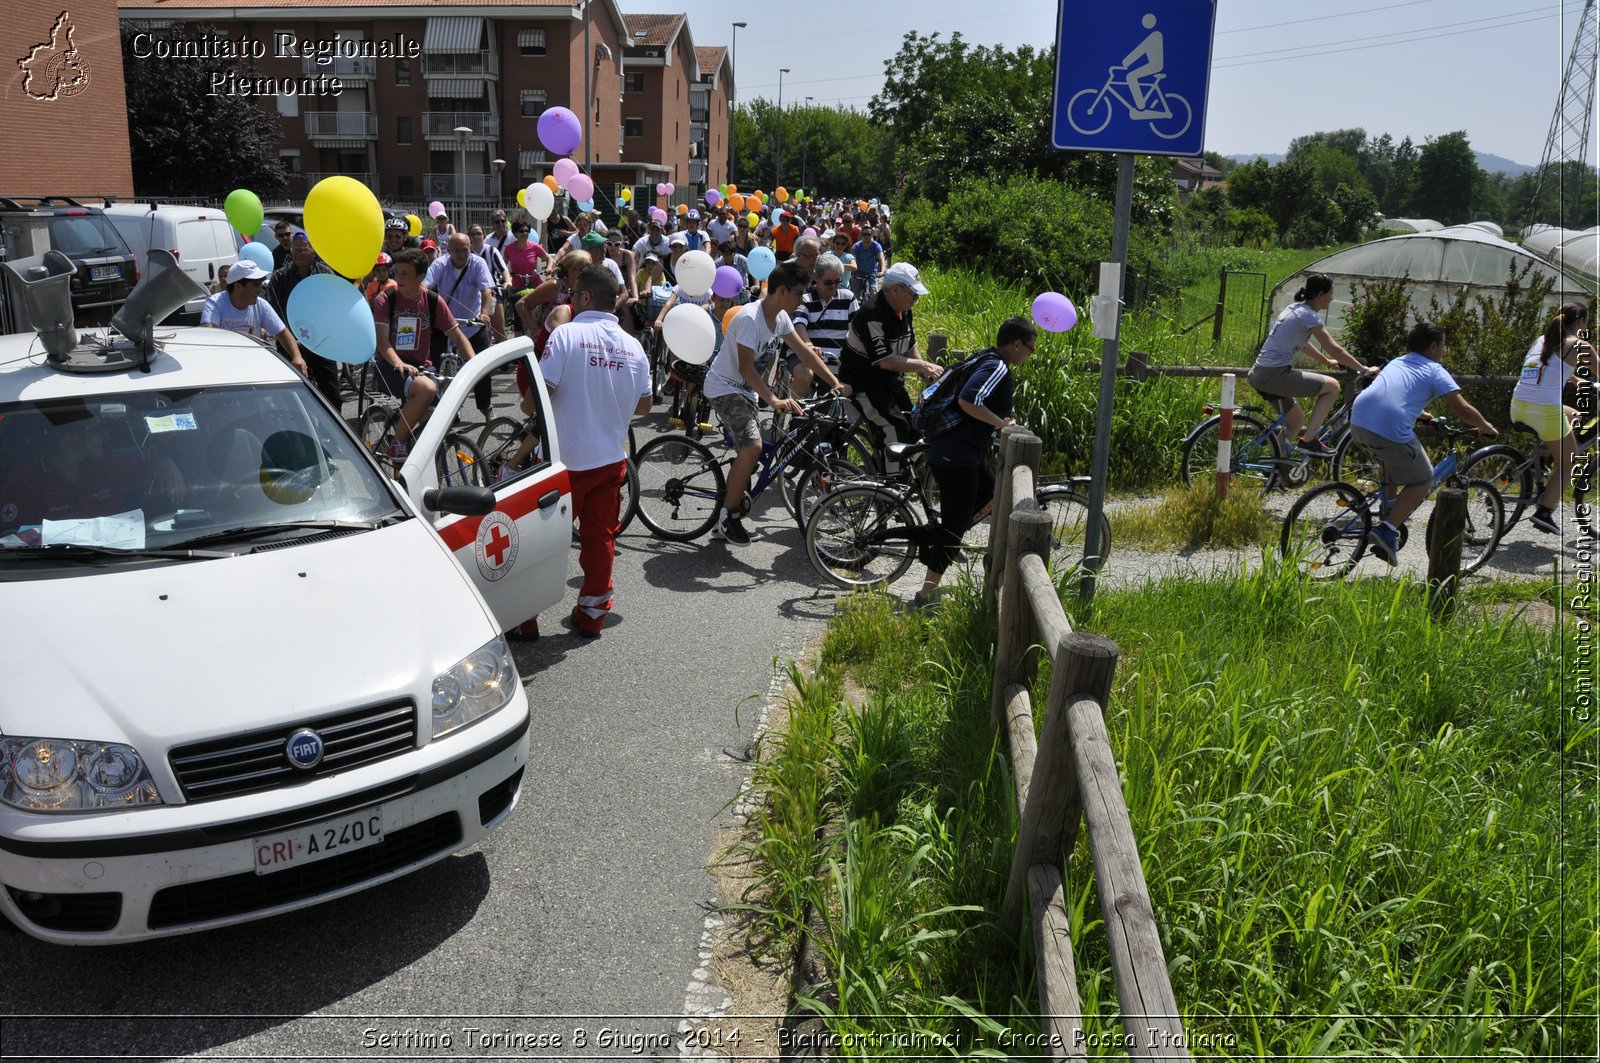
[618,455,640,534]
[789,454,872,533]
[477,416,525,478]
[1426,478,1504,575]
[1280,481,1371,579]
[1181,412,1283,491]
[1330,432,1386,495]
[804,483,921,591]
[358,405,393,458]
[1458,444,1535,529]
[438,433,486,487]
[634,434,725,540]
[1037,488,1112,572]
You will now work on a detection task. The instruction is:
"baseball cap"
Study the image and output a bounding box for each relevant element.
[421,238,438,250]
[881,262,929,295]
[668,232,688,247]
[290,231,310,243]
[644,252,661,263]
[581,231,608,248]
[225,260,268,285]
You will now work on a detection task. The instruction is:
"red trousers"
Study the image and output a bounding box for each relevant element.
[569,460,626,634]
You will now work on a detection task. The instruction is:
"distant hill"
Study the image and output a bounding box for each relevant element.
[1225,152,1536,176]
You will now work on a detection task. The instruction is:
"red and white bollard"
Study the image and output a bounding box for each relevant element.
[1216,373,1235,499]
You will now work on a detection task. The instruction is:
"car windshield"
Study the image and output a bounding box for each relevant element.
[47,214,128,258]
[0,383,401,556]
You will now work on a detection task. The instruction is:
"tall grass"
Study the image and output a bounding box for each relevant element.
[734,566,1593,1058]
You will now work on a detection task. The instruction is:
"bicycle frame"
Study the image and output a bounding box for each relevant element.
[1092,69,1174,118]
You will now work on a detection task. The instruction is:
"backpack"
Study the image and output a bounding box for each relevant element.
[910,348,1001,441]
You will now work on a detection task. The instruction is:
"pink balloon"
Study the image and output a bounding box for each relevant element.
[553,158,579,186]
[663,183,675,196]
[651,207,669,225]
[712,265,744,298]
[537,107,583,156]
[427,201,445,218]
[656,183,668,196]
[1031,292,1077,333]
[566,173,594,203]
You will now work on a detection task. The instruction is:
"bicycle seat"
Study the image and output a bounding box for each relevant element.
[887,442,927,459]
[1509,422,1541,438]
[1068,475,1092,488]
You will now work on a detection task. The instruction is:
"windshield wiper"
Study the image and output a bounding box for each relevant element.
[171,515,404,550]
[3,543,230,562]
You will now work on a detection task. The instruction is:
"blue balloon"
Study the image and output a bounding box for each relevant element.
[747,246,776,282]
[577,199,595,213]
[286,274,375,364]
[238,241,274,271]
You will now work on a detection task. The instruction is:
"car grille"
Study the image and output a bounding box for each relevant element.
[168,700,418,802]
[146,812,461,930]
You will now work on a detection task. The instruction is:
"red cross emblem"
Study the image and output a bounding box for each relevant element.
[484,523,512,566]
[473,511,519,582]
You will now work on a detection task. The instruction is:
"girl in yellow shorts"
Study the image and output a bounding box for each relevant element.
[1510,302,1596,534]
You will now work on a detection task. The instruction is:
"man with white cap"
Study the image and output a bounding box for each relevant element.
[841,261,941,466]
[202,260,308,375]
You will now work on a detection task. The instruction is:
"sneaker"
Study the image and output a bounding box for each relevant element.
[1298,435,1335,457]
[908,589,940,612]
[1529,507,1560,535]
[384,440,410,461]
[1366,522,1400,566]
[711,509,751,546]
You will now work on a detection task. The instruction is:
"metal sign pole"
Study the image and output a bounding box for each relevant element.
[1079,152,1135,604]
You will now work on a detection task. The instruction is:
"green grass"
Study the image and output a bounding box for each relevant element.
[735,566,1594,1058]
[1109,479,1273,550]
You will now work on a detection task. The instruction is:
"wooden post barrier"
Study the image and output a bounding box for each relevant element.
[1001,633,1118,941]
[983,428,1041,623]
[927,331,949,362]
[1427,487,1466,619]
[990,507,1053,728]
[1029,863,1088,1060]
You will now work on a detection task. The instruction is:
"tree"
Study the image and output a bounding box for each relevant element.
[729,99,892,196]
[121,23,288,197]
[1407,131,1482,225]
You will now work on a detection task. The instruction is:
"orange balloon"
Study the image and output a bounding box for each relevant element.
[543,176,559,193]
[722,305,740,334]
[727,183,738,194]
[775,187,790,203]
[676,203,689,216]
[729,193,745,212]
[857,200,869,212]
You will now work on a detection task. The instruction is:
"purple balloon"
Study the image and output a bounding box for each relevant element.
[712,265,744,298]
[566,173,594,203]
[537,107,583,156]
[1031,291,1077,333]
[705,189,723,207]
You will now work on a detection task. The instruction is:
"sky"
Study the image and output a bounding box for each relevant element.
[625,0,1597,168]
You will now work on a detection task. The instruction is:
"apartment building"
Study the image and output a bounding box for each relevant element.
[618,15,693,190]
[114,0,721,211]
[691,47,730,192]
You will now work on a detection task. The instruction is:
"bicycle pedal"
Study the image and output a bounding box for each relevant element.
[667,417,685,429]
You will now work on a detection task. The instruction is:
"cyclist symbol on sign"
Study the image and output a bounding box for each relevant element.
[1066,13,1193,140]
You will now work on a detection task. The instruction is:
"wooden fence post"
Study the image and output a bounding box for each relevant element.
[1427,487,1466,619]
[927,331,948,363]
[990,508,1054,729]
[1001,632,1119,939]
[982,428,1041,622]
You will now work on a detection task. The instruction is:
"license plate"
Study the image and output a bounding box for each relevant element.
[254,806,384,875]
[91,265,120,282]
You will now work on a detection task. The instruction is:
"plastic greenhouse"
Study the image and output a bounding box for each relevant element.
[1377,218,1443,234]
[1269,224,1596,338]
[1520,225,1600,287]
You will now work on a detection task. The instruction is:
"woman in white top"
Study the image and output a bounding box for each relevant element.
[1509,302,1596,534]
[1247,274,1373,455]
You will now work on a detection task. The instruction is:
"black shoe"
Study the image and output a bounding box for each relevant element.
[1529,507,1560,535]
[711,509,751,545]
[1298,435,1335,457]
[506,619,540,643]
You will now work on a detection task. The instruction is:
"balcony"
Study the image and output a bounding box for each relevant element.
[422,51,499,78]
[691,108,709,124]
[301,55,375,80]
[422,111,500,140]
[424,173,497,198]
[305,111,379,139]
[303,171,378,191]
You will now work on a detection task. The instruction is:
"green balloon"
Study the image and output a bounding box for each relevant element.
[225,188,264,236]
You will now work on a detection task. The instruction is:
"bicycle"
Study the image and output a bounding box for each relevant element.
[633,393,876,541]
[356,368,486,487]
[1458,410,1599,538]
[1279,422,1505,579]
[802,442,1112,591]
[1065,67,1191,140]
[477,413,640,534]
[1181,371,1372,491]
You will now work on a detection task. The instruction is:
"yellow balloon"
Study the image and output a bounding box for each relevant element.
[620,187,632,201]
[517,189,527,207]
[747,212,759,227]
[303,177,384,280]
[405,213,422,237]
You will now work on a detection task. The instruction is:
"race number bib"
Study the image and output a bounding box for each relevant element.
[395,314,421,352]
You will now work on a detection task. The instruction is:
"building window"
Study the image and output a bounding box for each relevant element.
[675,78,680,100]
[279,149,301,174]
[396,116,412,144]
[520,88,547,117]
[675,121,679,142]
[625,72,644,94]
[395,58,411,86]
[518,28,546,56]
[398,175,414,195]
[624,117,644,138]
[277,93,299,118]
[338,150,367,173]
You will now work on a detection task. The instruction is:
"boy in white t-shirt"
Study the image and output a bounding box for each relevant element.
[703,261,850,545]
[201,260,308,375]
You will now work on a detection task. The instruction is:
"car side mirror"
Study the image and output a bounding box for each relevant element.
[424,485,496,516]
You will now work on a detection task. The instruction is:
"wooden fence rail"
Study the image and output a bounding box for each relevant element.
[983,426,1191,1062]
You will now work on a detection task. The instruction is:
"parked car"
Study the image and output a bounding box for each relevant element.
[0,261,572,943]
[103,203,239,318]
[0,196,137,327]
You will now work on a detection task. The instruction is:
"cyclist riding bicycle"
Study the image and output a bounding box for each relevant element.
[1511,302,1596,535]
[371,248,478,459]
[1349,320,1496,565]
[1248,274,1375,456]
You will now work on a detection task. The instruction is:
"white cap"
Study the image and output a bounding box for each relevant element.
[668,232,689,247]
[225,260,268,285]
[881,261,929,296]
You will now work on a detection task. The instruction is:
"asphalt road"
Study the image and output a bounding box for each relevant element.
[0,390,849,1062]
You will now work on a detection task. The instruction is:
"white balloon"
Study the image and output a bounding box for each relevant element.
[661,303,715,365]
[674,250,717,299]
[527,183,555,221]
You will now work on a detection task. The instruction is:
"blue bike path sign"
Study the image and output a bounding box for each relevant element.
[1051,0,1216,156]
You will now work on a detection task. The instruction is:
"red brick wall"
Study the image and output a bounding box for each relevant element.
[2,0,134,197]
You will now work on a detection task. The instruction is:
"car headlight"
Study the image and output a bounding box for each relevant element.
[0,737,164,813]
[431,637,518,738]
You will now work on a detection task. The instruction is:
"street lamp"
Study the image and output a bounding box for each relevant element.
[730,22,747,183]
[492,157,505,202]
[454,125,473,224]
[776,68,790,190]
[803,97,813,194]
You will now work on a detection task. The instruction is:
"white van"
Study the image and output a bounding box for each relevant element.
[103,204,240,318]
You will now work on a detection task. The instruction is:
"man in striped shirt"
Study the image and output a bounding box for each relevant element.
[786,252,858,400]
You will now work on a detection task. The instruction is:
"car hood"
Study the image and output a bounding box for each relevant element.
[0,521,497,750]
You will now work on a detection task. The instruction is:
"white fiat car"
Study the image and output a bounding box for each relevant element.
[0,305,570,943]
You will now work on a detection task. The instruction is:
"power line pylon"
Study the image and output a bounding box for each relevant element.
[1525,0,1598,232]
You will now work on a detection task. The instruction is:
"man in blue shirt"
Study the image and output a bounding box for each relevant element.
[1349,320,1497,564]
[850,231,886,300]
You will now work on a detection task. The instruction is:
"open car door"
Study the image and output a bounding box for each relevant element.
[399,338,570,632]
